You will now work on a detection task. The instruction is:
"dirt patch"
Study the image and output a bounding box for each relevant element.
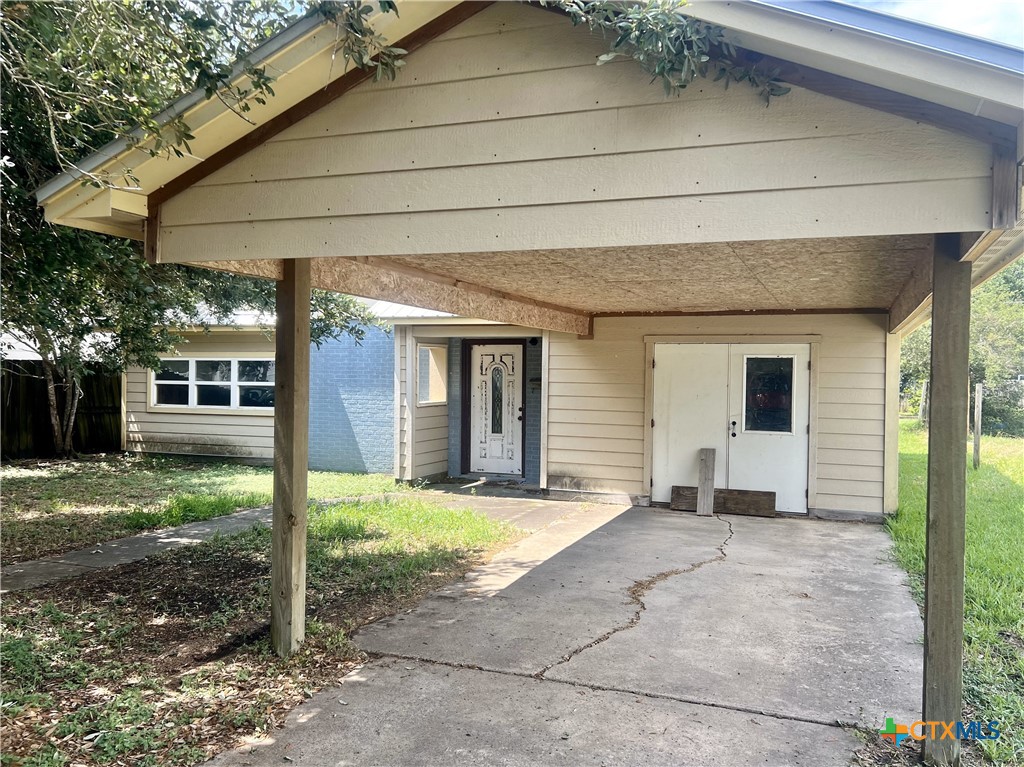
[2,512,514,766]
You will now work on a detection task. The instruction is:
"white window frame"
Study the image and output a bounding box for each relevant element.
[149,356,275,415]
[416,344,448,407]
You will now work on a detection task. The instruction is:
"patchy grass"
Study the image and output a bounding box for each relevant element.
[0,454,406,563]
[886,420,1024,764]
[1,497,521,767]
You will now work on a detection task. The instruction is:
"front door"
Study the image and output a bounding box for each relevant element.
[469,344,523,475]
[652,343,810,512]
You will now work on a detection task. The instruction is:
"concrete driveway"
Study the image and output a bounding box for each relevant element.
[213,505,923,766]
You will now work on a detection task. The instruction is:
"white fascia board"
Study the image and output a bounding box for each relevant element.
[685,0,1024,124]
[37,2,460,226]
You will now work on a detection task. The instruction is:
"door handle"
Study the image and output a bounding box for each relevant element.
[731,420,737,438]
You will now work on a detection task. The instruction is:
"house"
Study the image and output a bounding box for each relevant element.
[35,2,1024,760]
[124,301,447,473]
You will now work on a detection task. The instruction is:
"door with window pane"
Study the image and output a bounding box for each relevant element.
[469,344,523,475]
[727,344,810,512]
[651,343,809,512]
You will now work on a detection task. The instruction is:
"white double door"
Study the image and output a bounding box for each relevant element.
[470,344,523,475]
[652,343,810,513]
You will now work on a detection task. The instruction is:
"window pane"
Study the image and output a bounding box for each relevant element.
[196,360,231,382]
[156,360,189,382]
[745,357,794,433]
[155,384,188,405]
[239,385,274,408]
[238,360,275,383]
[196,384,231,406]
[417,345,448,404]
[491,367,503,434]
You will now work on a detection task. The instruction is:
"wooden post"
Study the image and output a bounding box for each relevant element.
[919,380,929,426]
[696,448,716,517]
[271,259,311,657]
[922,234,971,767]
[973,384,983,470]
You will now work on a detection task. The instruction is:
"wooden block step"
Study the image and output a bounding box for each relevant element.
[670,486,777,517]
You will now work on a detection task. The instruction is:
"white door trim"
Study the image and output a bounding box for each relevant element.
[642,338,820,507]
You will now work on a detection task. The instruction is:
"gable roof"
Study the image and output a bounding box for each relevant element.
[37,0,1022,240]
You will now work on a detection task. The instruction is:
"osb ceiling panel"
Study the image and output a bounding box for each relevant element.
[387,235,931,313]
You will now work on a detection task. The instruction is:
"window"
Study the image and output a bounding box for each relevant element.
[417,345,448,405]
[743,356,794,433]
[152,358,275,410]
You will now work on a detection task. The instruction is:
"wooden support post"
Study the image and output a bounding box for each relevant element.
[696,448,716,517]
[973,384,983,470]
[922,234,971,767]
[271,259,311,658]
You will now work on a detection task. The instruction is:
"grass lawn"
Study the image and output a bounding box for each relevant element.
[2,493,520,766]
[887,421,1024,764]
[1,454,408,563]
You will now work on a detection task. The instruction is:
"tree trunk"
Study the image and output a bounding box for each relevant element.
[41,360,65,456]
[61,374,81,455]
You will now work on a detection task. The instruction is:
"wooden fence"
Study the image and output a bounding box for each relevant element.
[1,362,122,458]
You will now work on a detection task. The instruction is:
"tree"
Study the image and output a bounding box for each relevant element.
[900,259,1024,434]
[2,0,772,455]
[1,1,387,456]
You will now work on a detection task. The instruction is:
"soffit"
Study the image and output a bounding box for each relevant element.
[386,235,931,313]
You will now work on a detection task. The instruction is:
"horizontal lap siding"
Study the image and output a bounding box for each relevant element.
[547,314,887,511]
[409,331,449,479]
[125,331,276,459]
[159,4,991,263]
[397,327,409,479]
[547,338,646,494]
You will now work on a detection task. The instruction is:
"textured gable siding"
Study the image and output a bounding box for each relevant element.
[158,3,992,264]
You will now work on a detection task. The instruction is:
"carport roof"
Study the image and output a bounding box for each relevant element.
[35,0,1023,226]
[33,2,1023,337]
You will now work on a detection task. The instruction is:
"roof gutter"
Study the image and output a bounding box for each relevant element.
[750,0,1024,74]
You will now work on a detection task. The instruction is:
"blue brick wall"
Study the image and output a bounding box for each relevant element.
[447,337,542,485]
[308,325,394,473]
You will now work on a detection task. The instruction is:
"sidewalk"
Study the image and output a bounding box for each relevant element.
[1,506,273,593]
[0,489,588,593]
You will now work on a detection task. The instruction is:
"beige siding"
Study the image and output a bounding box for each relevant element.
[125,331,275,459]
[396,327,410,479]
[159,3,991,264]
[411,335,449,478]
[547,313,888,513]
[394,327,450,480]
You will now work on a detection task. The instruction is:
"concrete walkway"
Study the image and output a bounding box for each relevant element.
[211,509,923,767]
[0,490,585,593]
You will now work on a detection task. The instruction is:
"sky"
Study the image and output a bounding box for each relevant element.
[842,0,1024,48]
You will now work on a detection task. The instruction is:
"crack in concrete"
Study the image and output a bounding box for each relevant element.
[532,515,735,679]
[365,649,850,730]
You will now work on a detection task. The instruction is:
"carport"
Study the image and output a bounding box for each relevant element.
[36,3,1024,765]
[210,502,926,767]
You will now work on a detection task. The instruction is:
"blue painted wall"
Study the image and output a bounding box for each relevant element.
[308,325,394,473]
[447,337,542,485]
